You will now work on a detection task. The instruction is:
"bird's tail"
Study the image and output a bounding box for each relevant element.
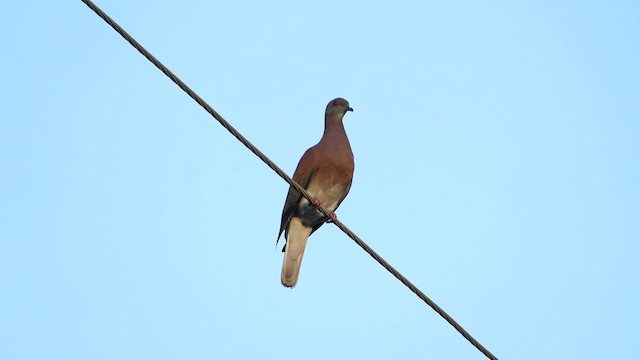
[281,218,312,288]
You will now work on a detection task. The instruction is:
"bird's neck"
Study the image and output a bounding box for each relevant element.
[320,116,351,151]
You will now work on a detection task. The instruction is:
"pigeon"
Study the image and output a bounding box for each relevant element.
[277,98,355,288]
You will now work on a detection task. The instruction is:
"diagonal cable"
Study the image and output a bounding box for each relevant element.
[80,1,498,359]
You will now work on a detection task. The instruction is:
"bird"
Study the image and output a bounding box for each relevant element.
[277,98,355,288]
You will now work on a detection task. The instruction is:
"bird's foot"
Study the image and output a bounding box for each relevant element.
[310,197,336,222]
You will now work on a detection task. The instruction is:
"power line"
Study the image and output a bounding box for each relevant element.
[80,1,498,359]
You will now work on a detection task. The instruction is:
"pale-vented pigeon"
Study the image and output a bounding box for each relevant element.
[277,98,355,288]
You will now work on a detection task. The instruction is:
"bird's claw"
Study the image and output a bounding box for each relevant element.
[310,197,337,223]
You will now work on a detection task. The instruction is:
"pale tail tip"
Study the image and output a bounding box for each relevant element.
[281,278,297,289]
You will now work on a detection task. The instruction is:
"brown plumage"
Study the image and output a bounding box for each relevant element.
[277,98,355,288]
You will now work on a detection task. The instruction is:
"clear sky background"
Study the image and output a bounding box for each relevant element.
[1,1,639,359]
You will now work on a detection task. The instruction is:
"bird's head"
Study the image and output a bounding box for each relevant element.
[326,98,353,117]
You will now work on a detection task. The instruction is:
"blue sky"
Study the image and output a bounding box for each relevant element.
[2,1,639,359]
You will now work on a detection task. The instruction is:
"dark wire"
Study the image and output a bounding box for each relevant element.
[80,1,498,358]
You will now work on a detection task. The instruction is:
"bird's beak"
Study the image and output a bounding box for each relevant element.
[347,107,354,112]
